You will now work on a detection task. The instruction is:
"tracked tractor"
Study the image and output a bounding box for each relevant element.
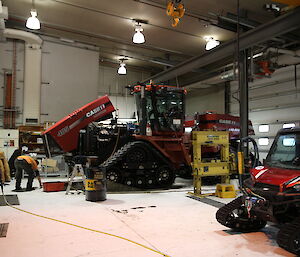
[216,127,300,255]
[43,83,190,189]
[100,84,190,188]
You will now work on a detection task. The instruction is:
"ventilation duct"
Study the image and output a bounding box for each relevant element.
[0,3,8,41]
[3,29,43,125]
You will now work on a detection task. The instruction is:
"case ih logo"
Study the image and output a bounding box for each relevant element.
[86,104,105,118]
[57,104,106,137]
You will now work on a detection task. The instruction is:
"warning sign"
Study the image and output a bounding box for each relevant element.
[85,179,96,190]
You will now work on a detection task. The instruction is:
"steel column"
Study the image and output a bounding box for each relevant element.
[239,50,249,156]
[224,81,230,114]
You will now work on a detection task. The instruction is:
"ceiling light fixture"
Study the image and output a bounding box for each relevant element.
[204,36,220,51]
[26,0,40,30]
[118,59,127,75]
[133,22,145,44]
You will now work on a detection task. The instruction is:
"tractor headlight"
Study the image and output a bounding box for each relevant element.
[293,184,300,191]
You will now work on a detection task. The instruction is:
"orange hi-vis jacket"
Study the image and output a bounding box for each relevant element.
[17,155,38,170]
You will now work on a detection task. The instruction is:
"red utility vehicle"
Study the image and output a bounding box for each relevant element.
[216,127,300,255]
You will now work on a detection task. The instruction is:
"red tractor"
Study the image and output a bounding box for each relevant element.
[100,84,190,188]
[43,84,190,188]
[216,127,300,255]
[43,83,253,189]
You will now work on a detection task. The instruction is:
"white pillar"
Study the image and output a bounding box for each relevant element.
[23,43,42,124]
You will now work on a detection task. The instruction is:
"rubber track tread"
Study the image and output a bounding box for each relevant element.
[216,196,267,232]
[216,196,243,229]
[100,141,140,170]
[277,217,300,255]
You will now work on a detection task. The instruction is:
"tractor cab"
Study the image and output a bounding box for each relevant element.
[132,84,186,136]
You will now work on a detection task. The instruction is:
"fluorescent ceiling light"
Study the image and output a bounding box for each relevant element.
[60,37,75,43]
[118,62,127,75]
[204,36,220,51]
[258,124,269,133]
[133,23,145,44]
[283,123,295,129]
[252,52,263,59]
[26,9,40,30]
[258,138,269,146]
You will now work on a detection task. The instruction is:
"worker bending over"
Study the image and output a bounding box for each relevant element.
[14,155,41,191]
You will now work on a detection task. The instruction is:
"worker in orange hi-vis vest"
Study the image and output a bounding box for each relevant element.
[14,155,40,192]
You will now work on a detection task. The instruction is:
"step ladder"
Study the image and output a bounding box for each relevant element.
[66,164,86,195]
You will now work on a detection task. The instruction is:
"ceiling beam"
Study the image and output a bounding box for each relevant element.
[7,15,189,56]
[45,0,207,39]
[142,7,300,84]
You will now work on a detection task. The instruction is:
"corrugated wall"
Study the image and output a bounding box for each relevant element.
[229,65,300,160]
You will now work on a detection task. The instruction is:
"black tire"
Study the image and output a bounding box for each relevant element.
[106,167,121,183]
[277,218,300,255]
[155,166,175,187]
[216,196,267,232]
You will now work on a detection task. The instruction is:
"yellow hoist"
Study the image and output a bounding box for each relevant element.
[166,0,185,27]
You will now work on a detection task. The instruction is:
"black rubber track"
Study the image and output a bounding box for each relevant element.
[100,141,139,170]
[216,196,267,232]
[100,140,175,188]
[277,217,300,256]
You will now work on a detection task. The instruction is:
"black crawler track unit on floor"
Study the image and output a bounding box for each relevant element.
[216,196,267,232]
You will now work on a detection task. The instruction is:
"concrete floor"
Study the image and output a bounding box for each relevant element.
[0,177,295,257]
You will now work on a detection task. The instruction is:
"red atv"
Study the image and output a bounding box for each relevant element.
[216,127,300,255]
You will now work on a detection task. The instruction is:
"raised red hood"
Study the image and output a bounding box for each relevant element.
[43,96,115,153]
[251,166,300,187]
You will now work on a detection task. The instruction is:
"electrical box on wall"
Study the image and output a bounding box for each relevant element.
[0,129,19,160]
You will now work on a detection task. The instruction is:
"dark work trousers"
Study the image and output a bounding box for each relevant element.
[14,159,34,190]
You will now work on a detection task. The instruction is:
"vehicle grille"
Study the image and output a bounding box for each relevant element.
[254,182,280,192]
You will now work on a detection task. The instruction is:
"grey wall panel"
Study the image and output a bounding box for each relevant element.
[40,41,99,123]
[186,86,225,116]
[98,65,150,119]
